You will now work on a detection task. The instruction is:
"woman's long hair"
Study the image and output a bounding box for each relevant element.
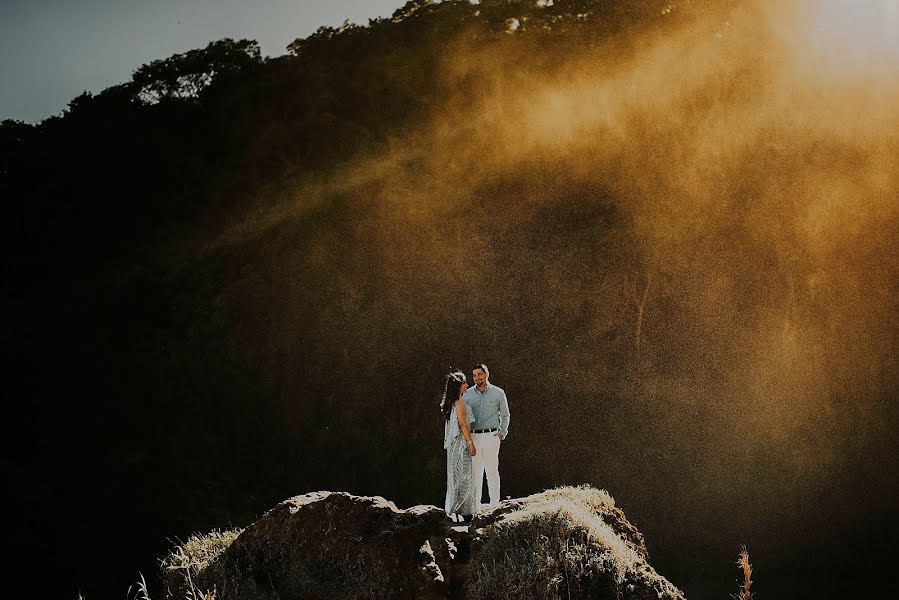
[440,371,467,421]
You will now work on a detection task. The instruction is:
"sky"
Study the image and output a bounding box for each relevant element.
[0,0,408,123]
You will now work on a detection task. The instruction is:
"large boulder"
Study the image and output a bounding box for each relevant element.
[466,487,684,600]
[163,486,685,599]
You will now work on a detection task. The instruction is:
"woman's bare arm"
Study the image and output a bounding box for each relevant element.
[455,398,476,455]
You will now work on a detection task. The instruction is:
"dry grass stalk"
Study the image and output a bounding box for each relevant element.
[731,545,753,600]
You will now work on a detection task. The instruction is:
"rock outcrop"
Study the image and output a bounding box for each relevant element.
[163,486,685,600]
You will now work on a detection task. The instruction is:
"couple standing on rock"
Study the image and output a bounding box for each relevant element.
[441,364,511,523]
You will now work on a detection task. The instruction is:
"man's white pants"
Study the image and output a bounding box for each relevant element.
[471,432,501,510]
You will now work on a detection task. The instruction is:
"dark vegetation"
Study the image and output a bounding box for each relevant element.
[4,1,896,598]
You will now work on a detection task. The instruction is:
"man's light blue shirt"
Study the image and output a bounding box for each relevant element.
[463,382,510,438]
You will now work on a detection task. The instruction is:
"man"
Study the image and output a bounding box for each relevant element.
[463,363,510,511]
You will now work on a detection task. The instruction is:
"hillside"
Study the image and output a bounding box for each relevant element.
[5,1,897,598]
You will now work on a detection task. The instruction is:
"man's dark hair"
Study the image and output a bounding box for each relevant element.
[472,363,489,374]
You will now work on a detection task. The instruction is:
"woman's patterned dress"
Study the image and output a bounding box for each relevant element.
[444,401,477,516]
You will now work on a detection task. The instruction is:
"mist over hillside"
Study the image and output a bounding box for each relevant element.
[5,1,897,598]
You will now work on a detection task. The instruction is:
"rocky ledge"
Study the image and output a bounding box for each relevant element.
[162,486,685,600]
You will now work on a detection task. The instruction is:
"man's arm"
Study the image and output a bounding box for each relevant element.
[498,390,510,439]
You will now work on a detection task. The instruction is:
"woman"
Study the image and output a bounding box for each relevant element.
[442,370,477,522]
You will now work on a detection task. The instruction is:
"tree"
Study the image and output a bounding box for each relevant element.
[132,38,262,105]
[0,119,34,178]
